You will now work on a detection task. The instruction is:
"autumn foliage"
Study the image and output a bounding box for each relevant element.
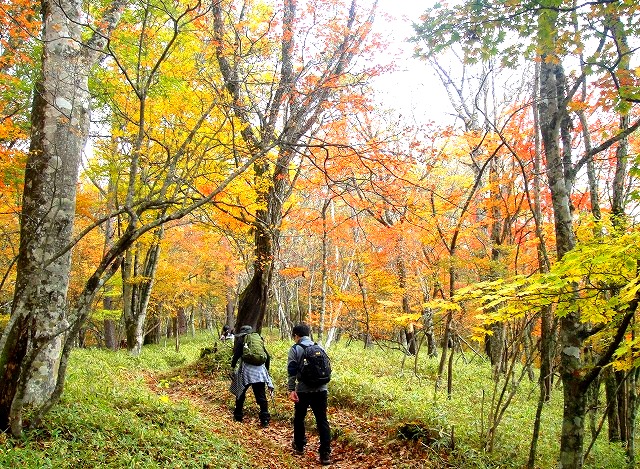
[1,0,640,466]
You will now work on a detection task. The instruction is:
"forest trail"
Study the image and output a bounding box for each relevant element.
[146,364,438,469]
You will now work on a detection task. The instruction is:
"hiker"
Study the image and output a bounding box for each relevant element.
[220,324,234,341]
[230,325,273,427]
[287,323,332,465]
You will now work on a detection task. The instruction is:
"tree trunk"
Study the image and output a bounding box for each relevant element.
[608,10,631,230]
[531,60,554,401]
[528,59,556,461]
[177,308,188,336]
[166,318,173,338]
[235,253,271,333]
[423,308,438,358]
[144,314,161,345]
[355,266,372,350]
[421,282,437,358]
[122,227,163,355]
[0,0,124,434]
[486,323,506,379]
[484,156,508,379]
[173,316,179,352]
[604,368,621,441]
[396,244,416,355]
[225,287,236,330]
[615,371,630,442]
[213,0,367,333]
[104,319,118,350]
[319,198,330,341]
[558,375,587,468]
[538,55,586,468]
[436,264,456,394]
[626,367,639,467]
[235,156,282,332]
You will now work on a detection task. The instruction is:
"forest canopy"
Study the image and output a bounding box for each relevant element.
[0,0,639,468]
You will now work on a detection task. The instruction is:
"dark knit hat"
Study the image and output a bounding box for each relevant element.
[235,325,253,337]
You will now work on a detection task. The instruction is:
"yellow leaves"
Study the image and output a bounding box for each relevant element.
[393,313,423,326]
[612,337,640,372]
[567,100,588,112]
[423,299,462,313]
[619,278,640,303]
[91,309,123,321]
[125,275,153,286]
[377,299,401,308]
[457,232,640,348]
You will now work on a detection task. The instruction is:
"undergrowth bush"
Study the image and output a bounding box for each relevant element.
[0,332,244,468]
[0,331,634,468]
[199,341,234,373]
[322,339,632,469]
[263,331,632,468]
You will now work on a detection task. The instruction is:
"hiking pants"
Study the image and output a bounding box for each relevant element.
[293,390,330,457]
[235,382,269,423]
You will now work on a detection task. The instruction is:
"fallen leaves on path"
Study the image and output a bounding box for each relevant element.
[146,363,448,468]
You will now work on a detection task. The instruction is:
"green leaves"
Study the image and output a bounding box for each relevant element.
[454,232,640,327]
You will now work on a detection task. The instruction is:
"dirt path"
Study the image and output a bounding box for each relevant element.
[146,365,438,469]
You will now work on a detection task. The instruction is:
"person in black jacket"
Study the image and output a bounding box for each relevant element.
[287,323,331,465]
[230,325,273,427]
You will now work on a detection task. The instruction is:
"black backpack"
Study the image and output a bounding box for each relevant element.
[296,343,331,385]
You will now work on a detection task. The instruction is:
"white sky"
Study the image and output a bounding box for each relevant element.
[369,0,447,124]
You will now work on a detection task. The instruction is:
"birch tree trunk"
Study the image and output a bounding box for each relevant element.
[122,226,164,355]
[318,198,331,341]
[0,0,124,434]
[538,55,587,469]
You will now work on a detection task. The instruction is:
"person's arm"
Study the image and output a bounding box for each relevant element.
[287,345,300,391]
[231,337,243,368]
[287,345,300,401]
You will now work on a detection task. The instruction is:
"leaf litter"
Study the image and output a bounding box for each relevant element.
[146,363,450,468]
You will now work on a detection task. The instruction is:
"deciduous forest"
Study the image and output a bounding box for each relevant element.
[1,0,639,467]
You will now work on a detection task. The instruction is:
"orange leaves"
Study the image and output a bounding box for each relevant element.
[0,0,40,62]
[279,266,308,278]
[0,0,38,208]
[0,0,35,301]
[152,224,240,312]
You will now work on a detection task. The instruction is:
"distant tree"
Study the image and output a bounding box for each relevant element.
[0,0,39,312]
[210,0,380,333]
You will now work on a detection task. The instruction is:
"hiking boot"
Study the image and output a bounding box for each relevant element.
[259,411,270,428]
[320,453,332,465]
[291,442,304,455]
[233,414,243,422]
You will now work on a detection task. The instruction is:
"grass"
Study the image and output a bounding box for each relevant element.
[268,333,632,468]
[0,330,635,468]
[0,332,245,468]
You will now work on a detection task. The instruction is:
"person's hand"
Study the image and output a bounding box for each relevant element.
[289,391,299,402]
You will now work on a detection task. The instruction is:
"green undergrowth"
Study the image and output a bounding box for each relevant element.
[262,332,631,468]
[316,340,630,469]
[1,331,634,468]
[0,332,244,468]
